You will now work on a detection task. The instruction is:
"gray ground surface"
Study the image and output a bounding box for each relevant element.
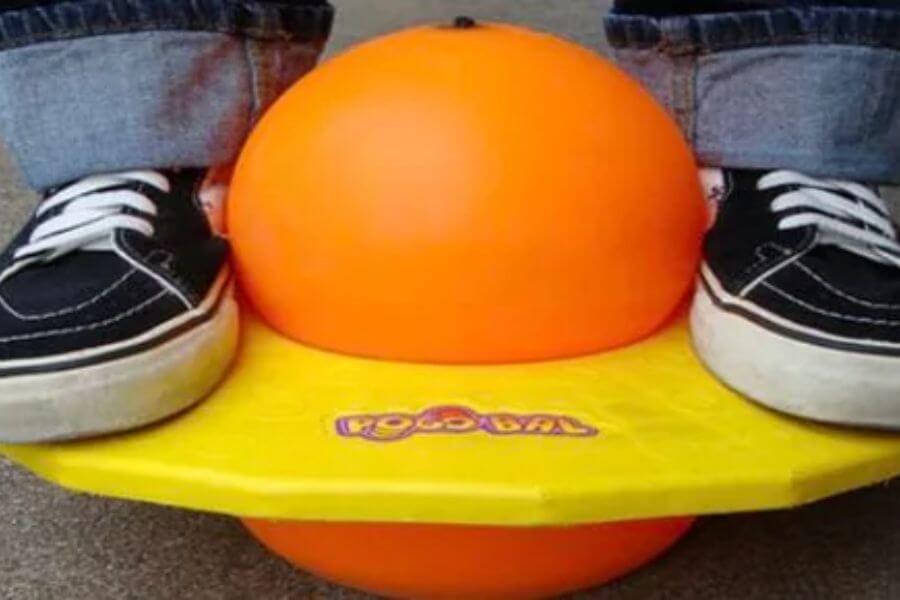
[1,1,899,599]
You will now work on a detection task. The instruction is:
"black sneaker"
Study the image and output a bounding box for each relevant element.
[0,169,237,443]
[692,169,900,429]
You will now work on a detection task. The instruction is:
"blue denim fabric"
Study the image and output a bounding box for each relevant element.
[0,0,333,49]
[0,0,333,190]
[606,7,900,183]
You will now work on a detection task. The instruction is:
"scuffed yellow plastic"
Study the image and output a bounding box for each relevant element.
[5,312,900,526]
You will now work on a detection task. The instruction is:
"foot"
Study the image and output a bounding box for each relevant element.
[0,169,237,443]
[692,169,900,429]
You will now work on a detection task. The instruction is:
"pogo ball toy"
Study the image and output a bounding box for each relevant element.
[228,19,706,364]
[7,24,900,600]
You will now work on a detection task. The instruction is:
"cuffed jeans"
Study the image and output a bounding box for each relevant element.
[0,0,333,190]
[1,2,898,188]
[607,2,900,183]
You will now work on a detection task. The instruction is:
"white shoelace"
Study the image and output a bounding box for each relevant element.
[1,171,169,283]
[759,170,900,268]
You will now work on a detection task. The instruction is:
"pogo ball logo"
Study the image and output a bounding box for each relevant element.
[335,406,598,442]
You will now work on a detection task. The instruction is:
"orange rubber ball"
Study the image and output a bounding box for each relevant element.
[229,20,705,364]
[242,518,695,600]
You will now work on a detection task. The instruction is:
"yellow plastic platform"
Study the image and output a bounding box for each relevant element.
[4,311,900,526]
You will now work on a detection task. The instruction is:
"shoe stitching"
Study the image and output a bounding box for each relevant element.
[770,239,900,310]
[739,240,809,297]
[743,242,786,277]
[0,269,137,321]
[760,281,900,327]
[790,260,900,310]
[0,290,170,343]
[738,228,818,297]
[115,233,194,308]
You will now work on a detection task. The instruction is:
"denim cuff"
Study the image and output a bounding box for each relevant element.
[606,7,900,53]
[605,7,900,183]
[0,0,334,50]
[0,1,333,190]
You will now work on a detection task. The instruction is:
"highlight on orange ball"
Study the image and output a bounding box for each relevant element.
[228,21,705,364]
[243,518,695,600]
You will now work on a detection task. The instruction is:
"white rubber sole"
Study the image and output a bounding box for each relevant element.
[0,296,239,444]
[691,277,900,430]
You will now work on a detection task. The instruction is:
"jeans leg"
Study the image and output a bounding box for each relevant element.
[606,4,900,182]
[614,1,900,15]
[0,1,70,7]
[0,0,334,190]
